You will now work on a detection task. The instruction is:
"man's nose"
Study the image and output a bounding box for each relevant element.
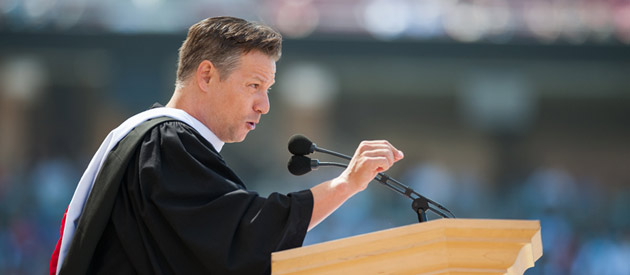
[254,92,270,114]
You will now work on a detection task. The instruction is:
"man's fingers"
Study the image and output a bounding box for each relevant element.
[361,149,395,168]
[360,156,395,174]
[357,141,404,164]
[394,148,404,161]
[343,140,404,191]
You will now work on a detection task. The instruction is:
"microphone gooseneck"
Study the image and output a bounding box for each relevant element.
[288,134,352,160]
[315,147,352,161]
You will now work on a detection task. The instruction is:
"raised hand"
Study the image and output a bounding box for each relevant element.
[339,140,404,195]
[309,140,404,230]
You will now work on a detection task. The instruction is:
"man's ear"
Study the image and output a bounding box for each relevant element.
[196,60,216,92]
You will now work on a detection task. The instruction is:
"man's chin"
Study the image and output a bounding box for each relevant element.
[223,133,248,143]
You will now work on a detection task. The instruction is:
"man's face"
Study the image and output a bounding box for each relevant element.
[202,50,276,143]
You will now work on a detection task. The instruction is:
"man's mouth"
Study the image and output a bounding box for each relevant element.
[246,122,256,130]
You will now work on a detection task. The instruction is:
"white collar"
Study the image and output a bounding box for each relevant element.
[164,107,225,152]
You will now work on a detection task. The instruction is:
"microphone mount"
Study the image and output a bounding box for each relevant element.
[289,150,455,222]
[373,170,452,221]
[313,144,353,161]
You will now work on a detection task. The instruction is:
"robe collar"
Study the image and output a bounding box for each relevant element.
[56,105,225,274]
[176,109,225,152]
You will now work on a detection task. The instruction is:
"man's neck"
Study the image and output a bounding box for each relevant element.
[165,88,183,109]
[166,86,214,139]
[166,87,197,117]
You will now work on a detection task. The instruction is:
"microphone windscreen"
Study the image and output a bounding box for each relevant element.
[287,155,312,176]
[288,134,313,155]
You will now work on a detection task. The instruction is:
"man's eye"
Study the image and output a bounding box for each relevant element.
[249,84,260,89]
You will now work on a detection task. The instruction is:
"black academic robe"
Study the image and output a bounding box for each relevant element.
[86,120,313,274]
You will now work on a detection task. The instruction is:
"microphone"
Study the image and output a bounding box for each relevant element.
[288,135,315,155]
[287,155,453,220]
[287,135,456,222]
[288,134,352,160]
[288,155,312,175]
[288,155,347,176]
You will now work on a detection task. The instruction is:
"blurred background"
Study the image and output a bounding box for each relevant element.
[1,0,629,274]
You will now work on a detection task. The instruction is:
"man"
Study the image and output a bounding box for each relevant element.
[51,16,403,274]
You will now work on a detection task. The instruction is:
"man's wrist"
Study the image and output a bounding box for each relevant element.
[330,175,357,198]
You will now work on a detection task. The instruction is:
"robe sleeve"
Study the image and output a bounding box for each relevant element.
[113,121,313,274]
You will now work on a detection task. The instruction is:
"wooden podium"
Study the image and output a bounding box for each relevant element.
[272,219,542,275]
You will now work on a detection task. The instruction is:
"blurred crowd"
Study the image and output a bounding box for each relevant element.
[1,150,628,274]
[2,0,630,44]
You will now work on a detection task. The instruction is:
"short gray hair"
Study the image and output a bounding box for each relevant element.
[176,16,282,86]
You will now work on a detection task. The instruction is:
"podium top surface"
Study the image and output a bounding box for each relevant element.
[272,219,542,275]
